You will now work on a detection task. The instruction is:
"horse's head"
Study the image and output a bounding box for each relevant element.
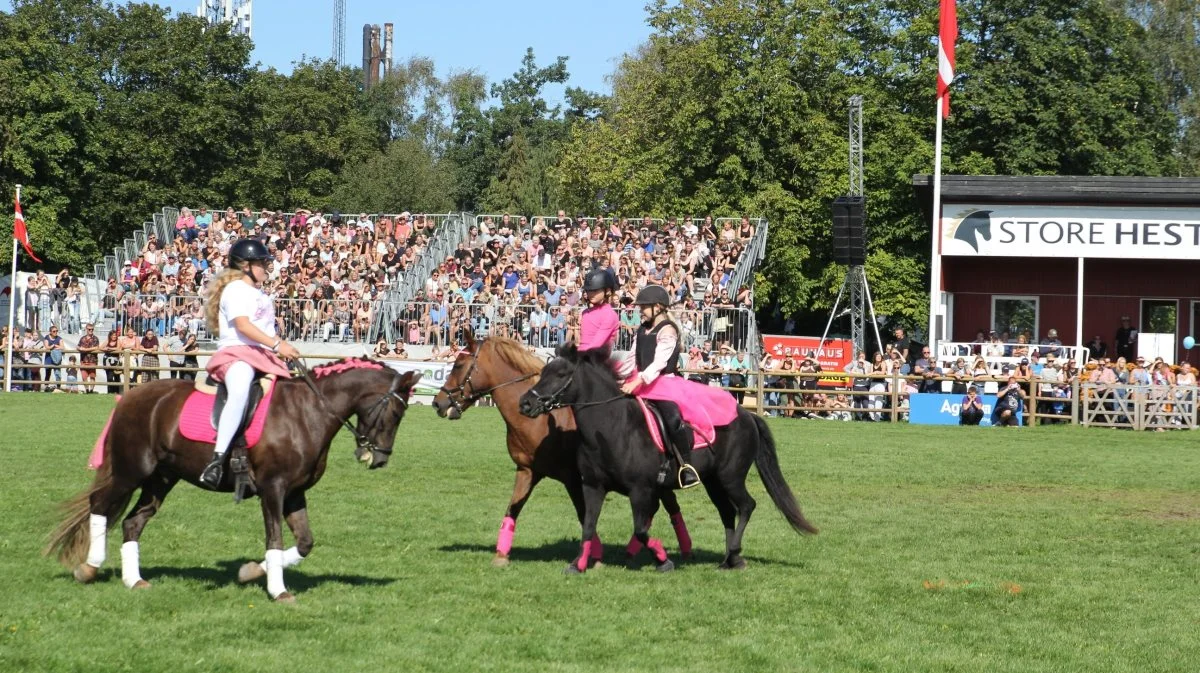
[432,327,482,420]
[352,369,422,470]
[519,343,588,418]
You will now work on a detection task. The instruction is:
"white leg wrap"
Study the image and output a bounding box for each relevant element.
[120,541,143,588]
[257,545,305,575]
[85,514,107,567]
[265,548,286,598]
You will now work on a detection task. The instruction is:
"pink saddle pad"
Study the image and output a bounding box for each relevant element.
[637,398,711,454]
[178,385,275,447]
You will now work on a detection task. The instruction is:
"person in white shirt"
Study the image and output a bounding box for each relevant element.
[198,239,300,489]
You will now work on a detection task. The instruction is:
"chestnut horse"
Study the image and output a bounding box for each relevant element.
[45,358,421,602]
[431,334,693,566]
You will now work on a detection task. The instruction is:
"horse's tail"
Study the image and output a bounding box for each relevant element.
[752,414,818,535]
[43,452,131,567]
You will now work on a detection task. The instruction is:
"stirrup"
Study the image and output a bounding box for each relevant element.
[199,455,224,490]
[677,464,701,489]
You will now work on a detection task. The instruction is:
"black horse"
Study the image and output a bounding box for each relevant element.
[518,344,817,573]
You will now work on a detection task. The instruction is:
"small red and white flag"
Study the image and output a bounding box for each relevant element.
[13,194,42,263]
[937,0,958,117]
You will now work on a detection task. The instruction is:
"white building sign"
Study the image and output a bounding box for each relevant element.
[940,204,1200,259]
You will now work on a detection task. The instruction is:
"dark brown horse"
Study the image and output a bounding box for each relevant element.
[45,358,421,602]
[430,334,693,566]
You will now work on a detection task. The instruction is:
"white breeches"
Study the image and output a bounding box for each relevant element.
[214,360,255,456]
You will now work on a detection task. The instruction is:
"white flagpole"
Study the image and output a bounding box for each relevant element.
[927,97,945,355]
[4,184,20,393]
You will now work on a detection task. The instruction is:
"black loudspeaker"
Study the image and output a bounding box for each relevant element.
[832,195,867,266]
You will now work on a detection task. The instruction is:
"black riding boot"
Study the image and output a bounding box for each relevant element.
[199,451,225,489]
[669,420,700,489]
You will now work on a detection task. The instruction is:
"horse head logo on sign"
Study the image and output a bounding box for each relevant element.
[949,209,994,253]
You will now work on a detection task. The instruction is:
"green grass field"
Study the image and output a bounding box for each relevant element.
[2,395,1200,673]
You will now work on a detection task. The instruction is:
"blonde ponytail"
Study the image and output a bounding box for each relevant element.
[204,269,246,334]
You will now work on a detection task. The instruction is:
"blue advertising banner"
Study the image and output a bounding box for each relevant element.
[908,393,1022,426]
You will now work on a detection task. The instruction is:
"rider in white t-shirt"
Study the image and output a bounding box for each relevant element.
[199,239,300,489]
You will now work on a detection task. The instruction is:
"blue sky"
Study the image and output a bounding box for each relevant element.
[2,0,653,104]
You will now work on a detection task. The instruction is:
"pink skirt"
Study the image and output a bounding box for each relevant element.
[635,373,739,444]
[206,345,292,382]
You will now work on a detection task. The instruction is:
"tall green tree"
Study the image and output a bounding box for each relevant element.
[556,0,1183,332]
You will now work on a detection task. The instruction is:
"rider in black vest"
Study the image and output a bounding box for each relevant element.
[619,285,700,488]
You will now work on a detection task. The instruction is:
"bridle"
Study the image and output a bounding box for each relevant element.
[526,359,627,413]
[438,341,536,415]
[294,360,409,457]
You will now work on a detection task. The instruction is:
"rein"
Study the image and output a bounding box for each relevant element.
[293,360,408,457]
[527,360,628,412]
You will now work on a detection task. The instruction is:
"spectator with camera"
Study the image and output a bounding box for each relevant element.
[992,376,1027,427]
[959,385,985,425]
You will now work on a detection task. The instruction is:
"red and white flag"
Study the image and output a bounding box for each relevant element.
[13,194,42,263]
[937,0,958,117]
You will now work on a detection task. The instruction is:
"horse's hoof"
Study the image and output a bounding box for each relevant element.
[680,552,694,563]
[238,561,266,584]
[73,563,99,584]
[273,592,296,604]
[491,555,511,568]
[563,564,585,575]
[589,559,605,570]
[656,559,675,573]
[718,558,747,571]
[131,579,152,590]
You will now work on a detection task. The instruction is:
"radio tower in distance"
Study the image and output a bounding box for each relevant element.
[333,0,347,66]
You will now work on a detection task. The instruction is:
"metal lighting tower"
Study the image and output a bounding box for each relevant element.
[820,95,883,359]
[333,0,347,66]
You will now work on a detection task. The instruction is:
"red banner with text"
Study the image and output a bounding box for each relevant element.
[762,335,854,388]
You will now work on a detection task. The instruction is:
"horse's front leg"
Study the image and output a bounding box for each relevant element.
[630,488,672,572]
[241,491,312,585]
[258,480,294,602]
[494,467,542,567]
[566,483,606,575]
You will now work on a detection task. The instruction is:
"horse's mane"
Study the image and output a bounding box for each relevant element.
[312,357,387,378]
[485,338,545,376]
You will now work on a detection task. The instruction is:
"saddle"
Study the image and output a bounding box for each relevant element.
[182,373,277,504]
[636,399,709,488]
[636,398,712,455]
[193,372,274,431]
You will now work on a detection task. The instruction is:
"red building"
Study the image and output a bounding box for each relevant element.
[914,175,1200,363]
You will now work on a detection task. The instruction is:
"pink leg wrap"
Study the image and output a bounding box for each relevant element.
[647,538,668,563]
[670,512,693,556]
[496,516,516,556]
[627,516,653,555]
[576,539,593,572]
[589,535,603,561]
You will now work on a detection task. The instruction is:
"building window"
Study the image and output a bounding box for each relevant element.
[1141,299,1177,334]
[992,296,1038,341]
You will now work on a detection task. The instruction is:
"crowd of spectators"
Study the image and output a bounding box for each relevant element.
[42,208,757,352]
[389,212,757,352]
[3,207,763,388]
[751,326,1199,427]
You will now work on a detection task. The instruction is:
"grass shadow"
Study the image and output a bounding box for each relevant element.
[140,560,397,591]
[438,539,807,569]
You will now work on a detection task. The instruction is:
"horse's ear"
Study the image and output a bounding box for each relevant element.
[463,326,476,351]
[392,370,420,393]
[556,342,579,360]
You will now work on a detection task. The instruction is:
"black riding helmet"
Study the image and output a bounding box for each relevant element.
[229,238,273,267]
[633,284,672,307]
[583,269,617,293]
